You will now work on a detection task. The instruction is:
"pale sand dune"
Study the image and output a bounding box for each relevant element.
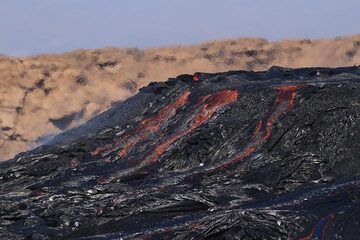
[1,35,360,160]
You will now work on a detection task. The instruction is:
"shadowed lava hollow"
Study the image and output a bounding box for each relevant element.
[1,66,360,239]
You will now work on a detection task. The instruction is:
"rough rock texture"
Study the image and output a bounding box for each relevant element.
[1,35,360,160]
[1,66,360,239]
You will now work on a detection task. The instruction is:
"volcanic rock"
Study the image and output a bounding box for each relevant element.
[0,66,360,239]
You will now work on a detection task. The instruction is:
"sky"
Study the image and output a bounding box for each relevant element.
[0,0,360,56]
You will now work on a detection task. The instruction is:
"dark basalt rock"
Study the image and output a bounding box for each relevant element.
[1,66,360,239]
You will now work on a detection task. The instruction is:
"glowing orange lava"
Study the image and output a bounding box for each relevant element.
[262,85,301,141]
[252,120,263,140]
[193,73,199,81]
[146,90,239,164]
[91,90,191,158]
[207,84,303,173]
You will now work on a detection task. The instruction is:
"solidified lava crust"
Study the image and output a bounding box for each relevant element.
[1,66,360,239]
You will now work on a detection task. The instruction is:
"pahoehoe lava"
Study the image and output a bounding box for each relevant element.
[1,66,360,239]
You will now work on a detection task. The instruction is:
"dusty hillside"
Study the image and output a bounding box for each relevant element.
[1,35,360,160]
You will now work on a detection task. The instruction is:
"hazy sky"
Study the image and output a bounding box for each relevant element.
[1,0,360,56]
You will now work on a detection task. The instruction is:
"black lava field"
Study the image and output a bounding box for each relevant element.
[1,66,360,239]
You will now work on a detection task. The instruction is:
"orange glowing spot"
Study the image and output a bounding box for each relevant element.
[274,85,302,92]
[118,148,127,157]
[190,223,201,229]
[193,73,199,81]
[90,144,113,156]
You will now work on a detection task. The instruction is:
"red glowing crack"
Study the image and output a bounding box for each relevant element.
[96,85,303,184]
[146,90,239,164]
[207,85,303,173]
[262,85,300,141]
[98,90,239,183]
[91,90,191,158]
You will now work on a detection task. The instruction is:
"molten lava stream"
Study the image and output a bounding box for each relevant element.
[153,85,304,189]
[203,85,303,174]
[98,85,303,185]
[147,90,239,164]
[102,90,239,183]
[90,90,191,158]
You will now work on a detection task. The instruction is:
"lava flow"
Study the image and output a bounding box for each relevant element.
[91,89,191,157]
[127,85,303,186]
[146,90,239,164]
[262,85,301,141]
[102,90,239,182]
[206,84,304,173]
